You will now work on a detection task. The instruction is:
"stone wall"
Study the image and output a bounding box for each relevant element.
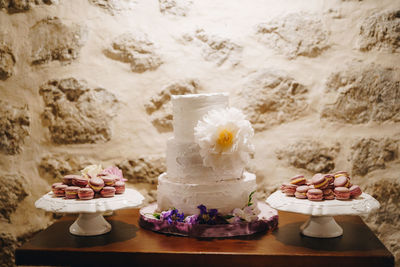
[0,0,399,266]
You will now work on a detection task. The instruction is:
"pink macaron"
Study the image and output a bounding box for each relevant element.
[72,176,88,187]
[52,182,63,194]
[349,185,362,198]
[311,173,329,189]
[78,188,94,200]
[324,174,335,184]
[89,177,104,192]
[62,175,79,186]
[295,185,309,199]
[290,175,307,185]
[54,184,68,197]
[334,176,350,188]
[334,187,350,200]
[101,175,116,187]
[307,188,323,201]
[334,171,349,178]
[323,188,335,200]
[65,186,80,199]
[114,181,125,194]
[281,183,298,196]
[100,186,116,198]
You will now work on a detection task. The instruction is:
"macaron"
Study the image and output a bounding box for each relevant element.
[334,171,349,178]
[323,188,335,200]
[311,173,329,189]
[290,175,306,185]
[295,185,309,199]
[100,186,116,198]
[62,175,79,186]
[334,176,350,188]
[101,175,116,186]
[54,184,67,197]
[65,186,80,199]
[324,174,335,184]
[306,188,323,201]
[89,177,104,192]
[72,176,88,187]
[78,188,94,200]
[334,187,350,200]
[349,185,362,198]
[52,182,63,194]
[114,181,125,194]
[281,183,298,196]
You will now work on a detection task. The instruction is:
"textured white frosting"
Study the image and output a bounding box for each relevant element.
[166,138,244,183]
[157,172,256,215]
[172,93,229,142]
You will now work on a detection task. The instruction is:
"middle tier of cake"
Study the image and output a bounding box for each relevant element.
[167,138,245,184]
[157,171,256,215]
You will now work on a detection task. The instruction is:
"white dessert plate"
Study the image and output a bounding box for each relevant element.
[35,188,144,236]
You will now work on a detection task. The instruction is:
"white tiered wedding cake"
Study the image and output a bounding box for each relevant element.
[157,93,257,215]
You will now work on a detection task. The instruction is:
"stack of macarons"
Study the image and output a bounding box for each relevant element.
[51,165,126,200]
[280,171,363,201]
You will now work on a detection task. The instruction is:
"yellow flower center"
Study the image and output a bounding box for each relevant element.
[217,129,234,149]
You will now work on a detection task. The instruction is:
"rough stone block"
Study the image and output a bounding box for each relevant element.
[30,17,86,65]
[256,12,330,59]
[116,156,166,184]
[104,32,162,73]
[0,101,30,155]
[358,10,400,52]
[322,63,400,123]
[350,138,398,176]
[0,0,57,13]
[39,78,119,144]
[276,140,340,173]
[182,28,242,66]
[89,0,136,15]
[238,69,308,131]
[0,43,15,80]
[159,0,191,16]
[0,173,28,222]
[145,79,200,132]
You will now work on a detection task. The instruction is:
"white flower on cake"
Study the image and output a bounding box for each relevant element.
[194,107,254,173]
[81,164,103,179]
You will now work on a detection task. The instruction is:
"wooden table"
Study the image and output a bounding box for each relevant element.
[16,209,394,267]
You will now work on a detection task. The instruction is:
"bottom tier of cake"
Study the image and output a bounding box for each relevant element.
[157,171,257,215]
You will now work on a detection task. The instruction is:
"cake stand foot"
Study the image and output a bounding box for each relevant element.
[300,216,343,238]
[69,212,111,236]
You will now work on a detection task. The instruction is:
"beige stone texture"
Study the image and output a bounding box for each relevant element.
[0,0,400,266]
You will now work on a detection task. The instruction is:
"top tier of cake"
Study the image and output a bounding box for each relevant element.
[172,93,229,142]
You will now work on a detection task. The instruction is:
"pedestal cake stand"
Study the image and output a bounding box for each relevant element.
[266,191,379,238]
[35,188,144,236]
[139,201,278,238]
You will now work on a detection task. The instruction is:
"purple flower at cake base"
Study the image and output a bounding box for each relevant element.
[161,209,185,224]
[197,204,218,225]
[184,214,199,224]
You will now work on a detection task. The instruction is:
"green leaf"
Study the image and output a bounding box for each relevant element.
[153,213,161,219]
[223,214,234,219]
[247,190,256,206]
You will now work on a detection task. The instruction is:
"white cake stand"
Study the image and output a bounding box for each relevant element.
[35,188,144,236]
[266,191,380,238]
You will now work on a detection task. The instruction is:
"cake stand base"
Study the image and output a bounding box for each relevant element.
[300,216,343,238]
[69,212,111,236]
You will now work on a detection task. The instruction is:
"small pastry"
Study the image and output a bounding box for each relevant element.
[78,188,94,200]
[295,185,309,199]
[334,176,350,188]
[323,188,335,200]
[114,181,125,194]
[334,187,350,200]
[281,183,297,196]
[65,186,80,199]
[100,186,116,198]
[306,188,323,201]
[54,184,67,197]
[349,185,362,198]
[101,175,116,187]
[52,182,63,194]
[334,171,349,178]
[72,176,88,187]
[324,174,335,184]
[311,173,329,189]
[290,175,306,185]
[89,177,104,192]
[62,175,79,186]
